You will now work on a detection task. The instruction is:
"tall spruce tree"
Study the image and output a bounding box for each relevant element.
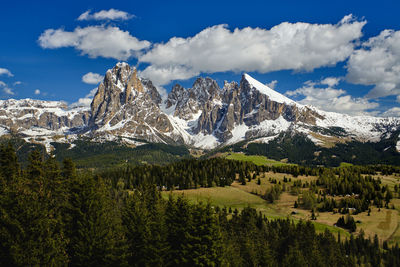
[0,149,68,265]
[66,174,126,266]
[0,142,19,182]
[122,185,168,266]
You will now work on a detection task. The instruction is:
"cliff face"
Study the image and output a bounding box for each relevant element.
[1,62,399,151]
[179,74,324,143]
[0,99,89,134]
[89,62,175,143]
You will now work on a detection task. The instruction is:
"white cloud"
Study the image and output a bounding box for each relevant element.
[38,25,150,60]
[139,15,365,85]
[3,87,14,95]
[346,29,400,98]
[82,72,104,84]
[78,9,133,21]
[139,65,199,86]
[70,88,98,108]
[13,81,22,86]
[397,95,400,103]
[321,77,341,87]
[381,107,400,117]
[34,89,40,95]
[286,79,379,116]
[0,68,13,77]
[0,81,14,95]
[266,80,278,90]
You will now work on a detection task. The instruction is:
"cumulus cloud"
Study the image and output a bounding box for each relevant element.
[70,88,98,108]
[38,25,150,60]
[346,29,400,98]
[286,79,379,116]
[34,89,40,95]
[82,72,104,84]
[78,9,133,21]
[139,15,365,85]
[13,81,22,86]
[2,87,14,95]
[381,107,400,117]
[139,65,199,86]
[321,77,341,87]
[0,81,14,95]
[0,68,13,77]
[266,80,278,90]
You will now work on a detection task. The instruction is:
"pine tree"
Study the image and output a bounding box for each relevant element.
[0,142,19,182]
[189,202,222,266]
[165,194,192,265]
[62,158,76,179]
[66,174,126,266]
[123,186,168,266]
[0,150,68,265]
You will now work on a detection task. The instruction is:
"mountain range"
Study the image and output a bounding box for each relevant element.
[1,62,399,156]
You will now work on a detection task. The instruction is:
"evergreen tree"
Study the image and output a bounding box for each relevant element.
[122,186,168,266]
[66,174,126,266]
[0,150,68,265]
[0,142,19,182]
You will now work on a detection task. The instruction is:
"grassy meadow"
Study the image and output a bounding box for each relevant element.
[162,168,400,245]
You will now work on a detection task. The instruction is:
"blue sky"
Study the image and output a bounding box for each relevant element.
[1,0,400,116]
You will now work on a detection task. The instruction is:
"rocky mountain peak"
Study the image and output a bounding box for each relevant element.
[90,63,147,128]
[1,62,399,153]
[88,62,175,143]
[165,84,185,108]
[190,77,221,102]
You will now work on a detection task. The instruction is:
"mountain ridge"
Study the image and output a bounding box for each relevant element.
[1,62,399,155]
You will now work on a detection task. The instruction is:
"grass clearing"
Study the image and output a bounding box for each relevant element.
[224,152,294,166]
[162,184,350,237]
[161,167,400,244]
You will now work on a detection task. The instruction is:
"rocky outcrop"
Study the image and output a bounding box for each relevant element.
[0,99,90,134]
[89,62,174,143]
[176,74,324,143]
[1,62,399,151]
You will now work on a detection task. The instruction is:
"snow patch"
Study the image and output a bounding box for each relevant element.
[0,126,9,136]
[257,116,292,134]
[248,134,279,144]
[244,74,297,105]
[315,109,400,142]
[396,134,400,152]
[226,124,249,145]
[191,132,219,149]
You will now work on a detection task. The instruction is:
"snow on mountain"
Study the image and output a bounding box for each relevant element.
[397,134,400,152]
[243,74,297,105]
[0,125,8,136]
[315,109,400,142]
[226,124,249,145]
[0,62,399,153]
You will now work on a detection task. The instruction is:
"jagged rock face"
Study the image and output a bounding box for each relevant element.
[184,75,324,142]
[170,77,222,121]
[1,62,399,151]
[89,62,174,143]
[0,99,89,134]
[238,77,323,126]
[166,84,185,109]
[142,79,162,105]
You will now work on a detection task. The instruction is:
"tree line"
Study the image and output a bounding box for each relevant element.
[1,143,400,266]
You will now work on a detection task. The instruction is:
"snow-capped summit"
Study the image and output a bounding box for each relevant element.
[1,62,399,153]
[243,74,297,105]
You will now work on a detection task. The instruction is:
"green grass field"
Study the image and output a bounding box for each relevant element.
[161,168,400,244]
[224,152,294,166]
[162,182,350,237]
